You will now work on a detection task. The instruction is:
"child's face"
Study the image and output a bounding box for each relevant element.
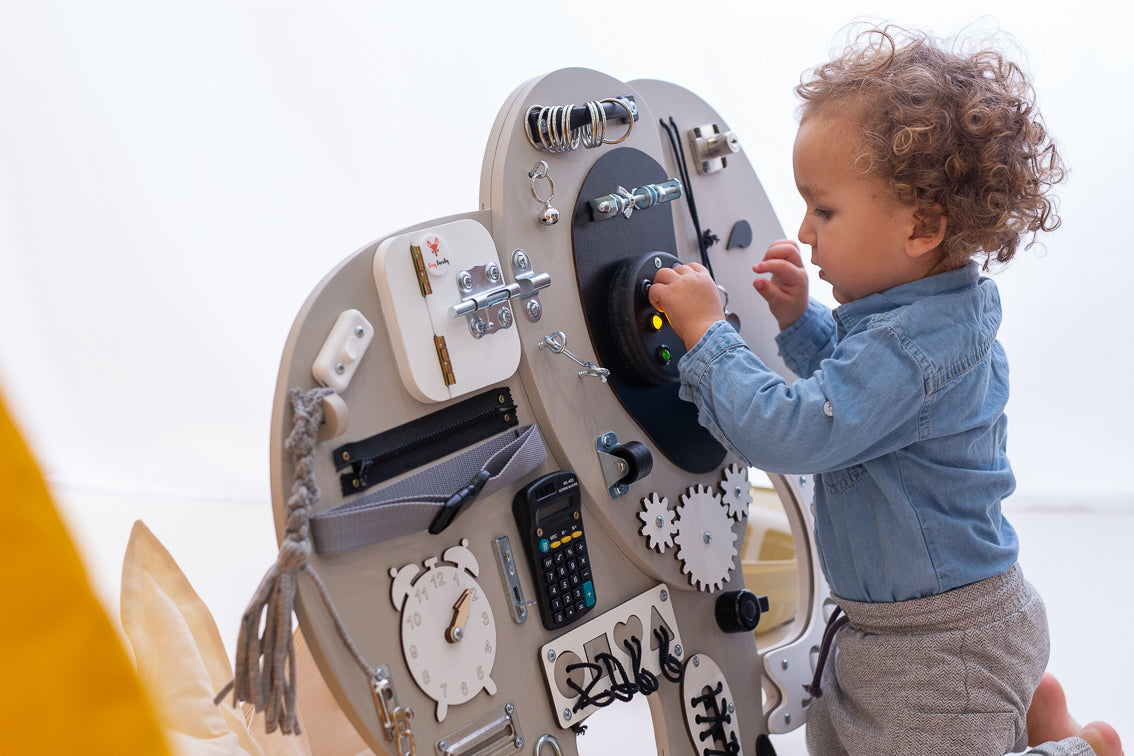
[793,115,931,304]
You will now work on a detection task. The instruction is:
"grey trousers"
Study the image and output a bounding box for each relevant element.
[805,566,1094,756]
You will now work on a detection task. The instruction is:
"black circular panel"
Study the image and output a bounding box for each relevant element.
[572,147,725,473]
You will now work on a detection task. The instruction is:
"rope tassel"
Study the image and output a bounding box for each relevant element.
[215,386,333,734]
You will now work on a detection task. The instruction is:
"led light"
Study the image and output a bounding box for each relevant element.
[650,313,665,331]
[656,345,672,364]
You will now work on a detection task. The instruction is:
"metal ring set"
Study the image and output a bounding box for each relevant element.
[524,97,635,153]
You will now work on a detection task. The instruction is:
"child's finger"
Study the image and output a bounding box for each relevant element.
[753,258,807,285]
[763,240,803,266]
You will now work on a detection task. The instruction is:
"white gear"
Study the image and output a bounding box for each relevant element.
[673,484,738,593]
[638,492,677,553]
[719,463,752,520]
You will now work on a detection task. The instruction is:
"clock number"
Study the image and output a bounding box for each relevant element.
[481,611,490,626]
[430,570,447,589]
[407,611,423,629]
[422,669,431,685]
[409,644,418,659]
[476,665,485,680]
[414,586,430,604]
[460,681,469,696]
[440,682,448,698]
[484,640,494,655]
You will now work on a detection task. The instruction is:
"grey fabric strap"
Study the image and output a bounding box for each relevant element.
[311,424,546,555]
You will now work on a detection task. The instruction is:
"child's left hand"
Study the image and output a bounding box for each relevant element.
[648,262,725,350]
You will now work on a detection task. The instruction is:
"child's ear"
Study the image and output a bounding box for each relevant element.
[906,206,947,259]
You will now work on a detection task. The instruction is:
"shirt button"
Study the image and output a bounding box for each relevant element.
[823,401,834,417]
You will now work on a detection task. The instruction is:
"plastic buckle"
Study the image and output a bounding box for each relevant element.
[429,469,491,534]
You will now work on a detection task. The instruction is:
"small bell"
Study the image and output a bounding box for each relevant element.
[541,203,560,226]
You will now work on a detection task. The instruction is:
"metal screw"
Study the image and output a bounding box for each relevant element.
[547,649,556,662]
[785,713,793,725]
[613,459,627,474]
[471,317,488,336]
[526,299,542,319]
[728,702,735,713]
[660,589,668,602]
[505,701,515,715]
[781,658,789,670]
[734,486,742,497]
[655,515,664,528]
[458,271,473,291]
[498,306,513,327]
[354,325,365,338]
[485,263,501,282]
[703,531,712,544]
[563,708,572,722]
[692,656,700,667]
[673,644,682,657]
[514,737,524,749]
[438,740,448,751]
[653,256,663,268]
[335,362,345,374]
[600,433,616,448]
[512,250,529,270]
[450,627,463,641]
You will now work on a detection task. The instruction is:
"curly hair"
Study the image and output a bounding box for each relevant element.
[796,26,1065,268]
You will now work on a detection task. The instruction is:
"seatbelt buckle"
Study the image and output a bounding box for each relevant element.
[429,469,492,534]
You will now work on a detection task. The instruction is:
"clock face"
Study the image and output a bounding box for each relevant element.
[391,548,498,722]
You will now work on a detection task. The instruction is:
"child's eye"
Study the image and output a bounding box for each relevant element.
[813,207,832,220]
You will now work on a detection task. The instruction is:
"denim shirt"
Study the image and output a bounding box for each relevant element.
[679,264,1018,602]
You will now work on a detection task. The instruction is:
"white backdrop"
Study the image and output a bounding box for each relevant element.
[1,0,1130,753]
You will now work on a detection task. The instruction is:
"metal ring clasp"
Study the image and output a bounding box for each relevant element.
[534,734,564,756]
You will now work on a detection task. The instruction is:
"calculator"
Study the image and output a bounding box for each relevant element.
[512,470,597,630]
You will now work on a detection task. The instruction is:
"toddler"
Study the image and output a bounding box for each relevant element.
[649,26,1122,756]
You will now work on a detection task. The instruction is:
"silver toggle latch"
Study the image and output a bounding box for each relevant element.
[449,249,551,338]
[589,178,683,221]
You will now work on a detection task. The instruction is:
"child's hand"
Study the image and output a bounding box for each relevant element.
[648,262,725,351]
[753,240,809,331]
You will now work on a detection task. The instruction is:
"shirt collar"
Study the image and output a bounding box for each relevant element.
[833,262,982,332]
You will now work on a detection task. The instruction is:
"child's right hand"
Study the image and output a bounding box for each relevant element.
[753,240,809,331]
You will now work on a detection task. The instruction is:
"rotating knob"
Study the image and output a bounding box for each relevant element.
[714,589,770,633]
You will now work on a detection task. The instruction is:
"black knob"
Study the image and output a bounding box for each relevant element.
[714,590,769,633]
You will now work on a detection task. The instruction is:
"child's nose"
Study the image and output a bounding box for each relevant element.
[797,216,816,247]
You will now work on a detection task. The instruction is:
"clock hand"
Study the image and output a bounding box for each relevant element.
[446,588,472,642]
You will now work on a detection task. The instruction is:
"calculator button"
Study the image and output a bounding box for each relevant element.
[545,570,555,584]
[582,580,596,607]
[548,582,559,597]
[557,564,568,578]
[565,544,575,557]
[572,587,583,601]
[561,534,572,543]
[575,601,586,613]
[567,559,577,572]
[554,611,565,625]
[550,540,561,549]
[553,551,565,565]
[539,539,550,554]
[572,530,583,539]
[559,579,570,593]
[564,604,576,618]
[575,540,586,554]
[551,597,562,611]
[578,554,588,567]
[542,555,553,570]
[581,566,592,581]
[570,573,580,586]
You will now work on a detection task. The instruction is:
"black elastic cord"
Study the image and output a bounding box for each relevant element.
[803,606,849,698]
[654,625,685,683]
[659,117,717,277]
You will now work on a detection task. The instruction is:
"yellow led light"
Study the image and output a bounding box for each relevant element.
[650,313,664,331]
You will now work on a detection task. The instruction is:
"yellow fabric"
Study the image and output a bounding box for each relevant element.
[0,396,170,755]
[121,520,314,756]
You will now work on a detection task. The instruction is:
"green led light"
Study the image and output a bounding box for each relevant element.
[657,345,672,364]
